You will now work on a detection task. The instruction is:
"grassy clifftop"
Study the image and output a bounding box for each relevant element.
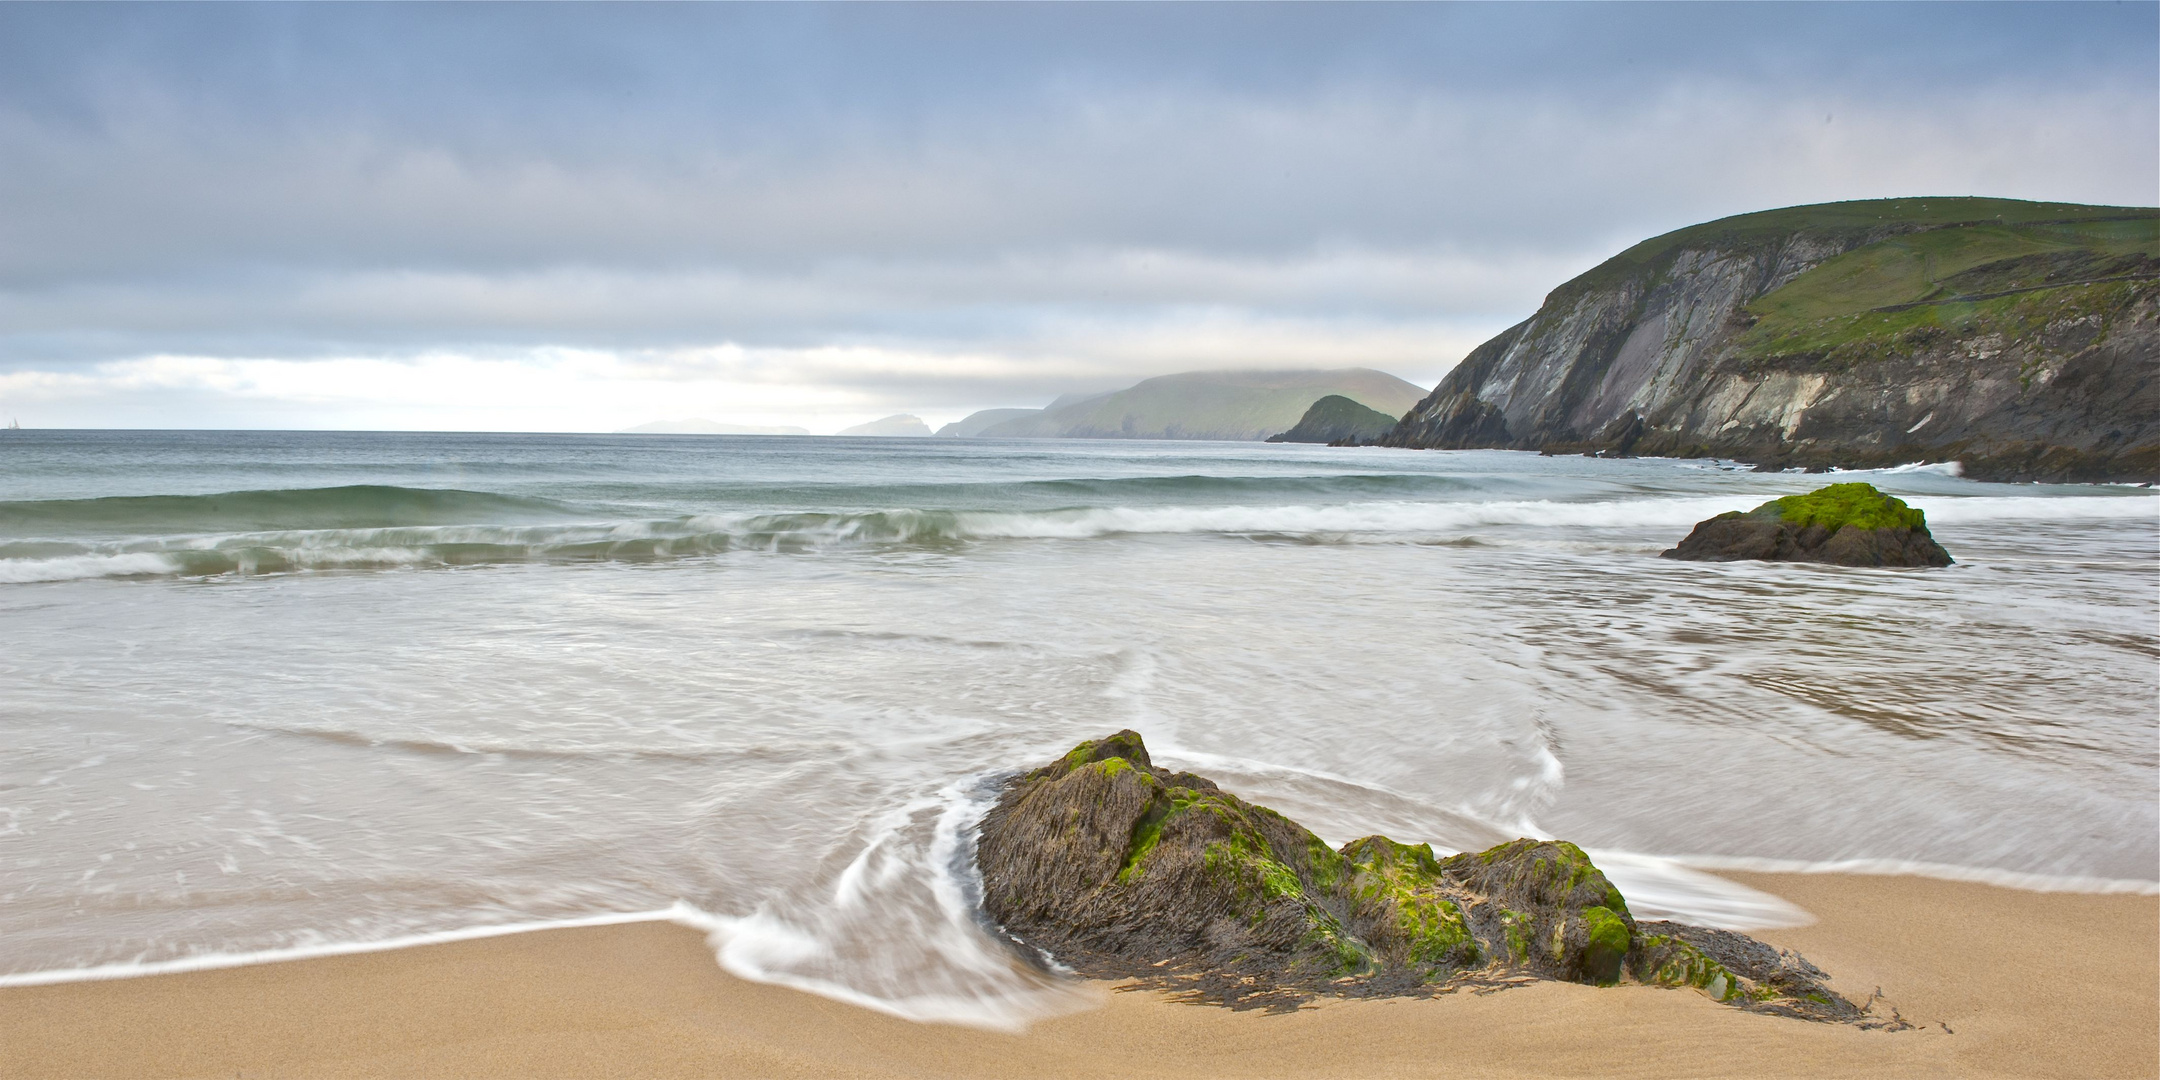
[1551,197,2156,307]
[1733,215,2157,370]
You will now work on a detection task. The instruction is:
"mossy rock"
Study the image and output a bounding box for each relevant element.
[1661,482,1952,567]
[975,732,1867,1020]
[1768,482,1927,532]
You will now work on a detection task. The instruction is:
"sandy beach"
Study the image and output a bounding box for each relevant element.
[4,870,2152,1079]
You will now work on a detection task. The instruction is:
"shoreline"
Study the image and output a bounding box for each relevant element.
[4,871,2153,1079]
[7,860,2151,994]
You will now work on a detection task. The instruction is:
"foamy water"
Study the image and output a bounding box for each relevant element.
[0,431,2153,1026]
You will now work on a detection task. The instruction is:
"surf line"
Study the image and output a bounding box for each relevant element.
[1668,855,2160,896]
[0,903,710,988]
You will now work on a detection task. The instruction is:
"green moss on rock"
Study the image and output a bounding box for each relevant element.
[1635,934,1743,1002]
[1762,482,1927,532]
[1341,836,1480,975]
[1579,905,1632,986]
[1665,481,1952,566]
[978,731,1863,1020]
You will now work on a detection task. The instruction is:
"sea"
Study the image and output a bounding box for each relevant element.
[1,430,2154,1026]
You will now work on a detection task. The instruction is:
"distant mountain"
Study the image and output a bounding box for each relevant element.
[1381,197,2159,482]
[1265,395,1401,444]
[975,368,1425,441]
[619,419,810,435]
[936,408,1043,437]
[838,414,934,437]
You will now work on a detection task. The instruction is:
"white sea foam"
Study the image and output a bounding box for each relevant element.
[949,497,1747,540]
[0,907,693,989]
[1667,855,2160,896]
[698,778,1095,1030]
[1585,850,1815,929]
[0,551,182,583]
[4,487,2153,584]
[1832,460,1966,477]
[1904,494,2160,523]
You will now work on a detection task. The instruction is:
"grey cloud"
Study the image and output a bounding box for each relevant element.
[0,3,2152,427]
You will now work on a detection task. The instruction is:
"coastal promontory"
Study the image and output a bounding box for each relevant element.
[1378,198,2159,482]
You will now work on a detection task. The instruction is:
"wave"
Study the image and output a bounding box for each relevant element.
[3,489,2152,583]
[1829,460,1966,477]
[0,907,693,989]
[696,776,1092,1030]
[0,476,1479,537]
[0,498,1729,583]
[1905,494,2159,523]
[0,485,578,536]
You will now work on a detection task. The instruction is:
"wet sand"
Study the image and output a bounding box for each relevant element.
[4,871,2153,1079]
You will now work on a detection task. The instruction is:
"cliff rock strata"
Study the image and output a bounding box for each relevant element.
[1380,199,2160,482]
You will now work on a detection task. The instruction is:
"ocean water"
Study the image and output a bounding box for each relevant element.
[1,430,2154,1025]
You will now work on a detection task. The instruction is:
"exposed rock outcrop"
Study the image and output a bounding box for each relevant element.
[1379,198,2160,482]
[975,731,1868,1020]
[1662,482,1953,567]
[1265,394,1403,444]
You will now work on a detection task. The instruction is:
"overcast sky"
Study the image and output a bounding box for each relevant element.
[0,3,2153,432]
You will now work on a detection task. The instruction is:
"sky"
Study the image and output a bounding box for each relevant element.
[0,3,2154,433]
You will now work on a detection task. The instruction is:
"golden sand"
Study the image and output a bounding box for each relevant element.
[4,871,2153,1079]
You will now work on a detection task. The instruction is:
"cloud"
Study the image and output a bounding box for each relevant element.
[0,3,2151,428]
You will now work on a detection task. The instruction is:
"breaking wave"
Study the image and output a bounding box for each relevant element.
[0,485,577,535]
[3,488,2153,583]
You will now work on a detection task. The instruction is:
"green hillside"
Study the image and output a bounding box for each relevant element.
[1556,197,2156,306]
[1265,394,1402,443]
[981,368,1426,441]
[1735,215,2157,368]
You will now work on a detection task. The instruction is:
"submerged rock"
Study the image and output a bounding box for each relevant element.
[1661,482,1952,567]
[975,731,1870,1020]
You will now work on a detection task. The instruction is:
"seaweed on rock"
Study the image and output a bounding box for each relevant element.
[1661,482,1953,567]
[974,731,1880,1021]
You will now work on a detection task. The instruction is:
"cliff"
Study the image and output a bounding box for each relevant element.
[1380,198,2160,482]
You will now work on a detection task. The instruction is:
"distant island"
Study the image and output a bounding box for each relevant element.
[1265,394,1401,444]
[837,414,934,437]
[618,419,811,436]
[1375,197,2159,482]
[938,368,1425,441]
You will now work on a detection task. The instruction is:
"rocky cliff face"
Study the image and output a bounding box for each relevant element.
[1380,198,2160,482]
